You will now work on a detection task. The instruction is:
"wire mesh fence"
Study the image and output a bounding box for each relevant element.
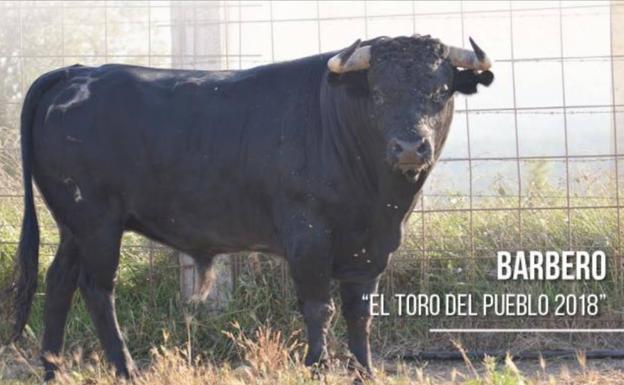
[0,0,623,348]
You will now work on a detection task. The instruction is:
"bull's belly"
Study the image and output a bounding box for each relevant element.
[125,196,283,257]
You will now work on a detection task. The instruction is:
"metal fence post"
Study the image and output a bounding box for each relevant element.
[611,0,624,288]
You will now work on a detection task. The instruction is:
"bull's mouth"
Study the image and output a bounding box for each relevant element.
[387,154,430,182]
[395,164,427,182]
[400,168,423,183]
[404,169,420,180]
[394,161,430,182]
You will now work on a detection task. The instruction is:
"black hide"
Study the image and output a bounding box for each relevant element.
[10,35,492,381]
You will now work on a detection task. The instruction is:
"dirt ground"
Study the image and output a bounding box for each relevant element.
[402,357,624,382]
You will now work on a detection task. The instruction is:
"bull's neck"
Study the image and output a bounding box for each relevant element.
[319,71,420,203]
[318,74,381,194]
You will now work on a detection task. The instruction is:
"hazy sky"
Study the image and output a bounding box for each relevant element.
[210,1,616,205]
[0,0,618,208]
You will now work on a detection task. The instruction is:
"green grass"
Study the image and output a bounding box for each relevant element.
[1,159,623,362]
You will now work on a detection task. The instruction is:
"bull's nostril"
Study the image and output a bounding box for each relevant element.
[416,140,430,156]
[392,143,404,154]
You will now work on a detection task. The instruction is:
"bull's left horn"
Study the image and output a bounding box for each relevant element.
[447,37,492,71]
[327,39,371,74]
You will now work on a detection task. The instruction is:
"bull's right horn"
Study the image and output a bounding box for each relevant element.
[447,37,492,71]
[327,39,371,74]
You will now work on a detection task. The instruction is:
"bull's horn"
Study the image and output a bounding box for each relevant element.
[327,39,371,73]
[447,37,492,71]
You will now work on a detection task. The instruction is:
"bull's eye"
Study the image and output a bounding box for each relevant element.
[432,84,450,103]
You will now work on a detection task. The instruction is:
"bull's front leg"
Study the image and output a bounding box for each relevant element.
[284,217,335,372]
[300,296,335,370]
[339,278,379,380]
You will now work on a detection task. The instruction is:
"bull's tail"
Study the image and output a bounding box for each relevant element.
[7,68,70,342]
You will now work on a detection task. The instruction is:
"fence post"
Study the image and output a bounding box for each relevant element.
[171,1,231,307]
[179,254,197,300]
[611,0,624,289]
[178,253,232,311]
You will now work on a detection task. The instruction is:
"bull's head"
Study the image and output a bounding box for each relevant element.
[327,35,493,180]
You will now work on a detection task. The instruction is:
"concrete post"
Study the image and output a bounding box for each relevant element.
[171,2,233,305]
[179,253,232,310]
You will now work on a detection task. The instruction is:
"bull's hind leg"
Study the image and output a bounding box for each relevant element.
[75,222,135,378]
[41,228,80,381]
[339,278,379,380]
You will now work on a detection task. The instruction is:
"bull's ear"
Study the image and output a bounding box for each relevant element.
[452,69,494,95]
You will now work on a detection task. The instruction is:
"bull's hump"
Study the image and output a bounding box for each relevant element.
[126,67,236,85]
[89,64,239,91]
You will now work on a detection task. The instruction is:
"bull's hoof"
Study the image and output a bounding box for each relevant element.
[352,374,375,385]
[347,360,375,384]
[309,359,329,380]
[352,371,375,385]
[115,367,137,382]
[41,356,61,383]
[42,370,56,383]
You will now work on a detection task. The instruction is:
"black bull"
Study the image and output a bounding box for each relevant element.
[7,36,493,380]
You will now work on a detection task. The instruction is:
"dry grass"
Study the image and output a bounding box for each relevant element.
[223,321,304,376]
[3,327,624,385]
[2,159,624,361]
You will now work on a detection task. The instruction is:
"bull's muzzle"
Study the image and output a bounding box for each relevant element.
[390,137,434,178]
